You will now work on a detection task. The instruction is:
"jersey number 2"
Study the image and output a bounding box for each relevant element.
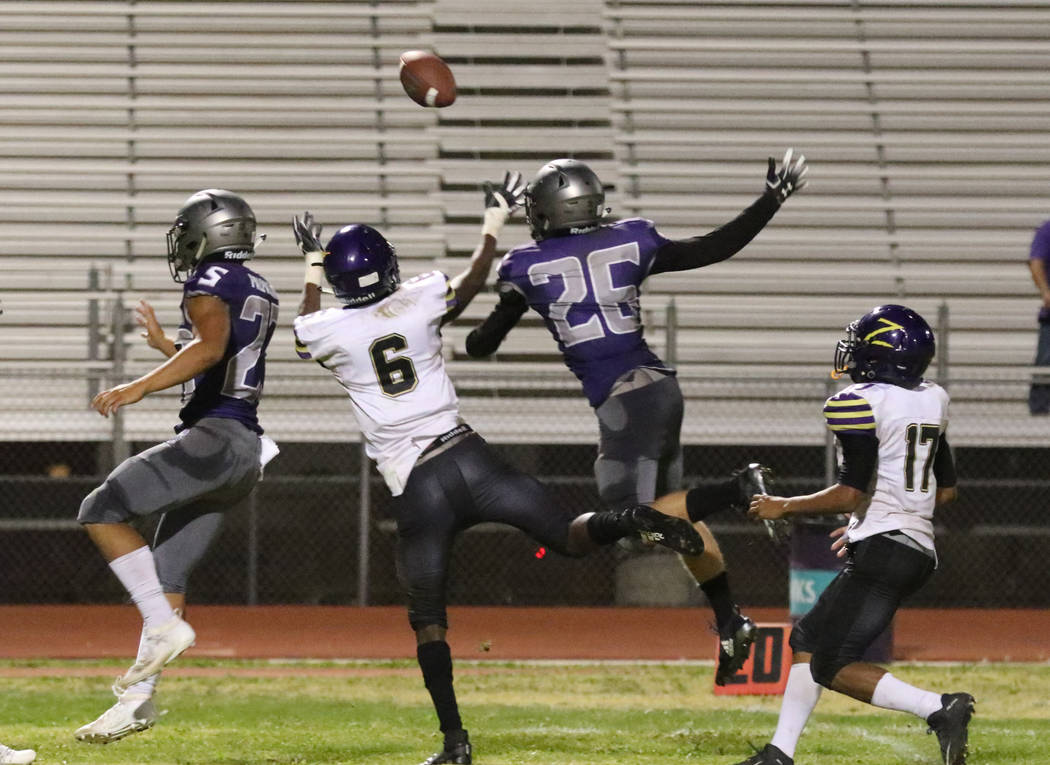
[904,423,939,493]
[370,334,417,397]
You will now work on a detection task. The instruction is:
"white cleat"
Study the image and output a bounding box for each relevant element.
[0,744,36,764]
[74,693,158,744]
[113,614,195,692]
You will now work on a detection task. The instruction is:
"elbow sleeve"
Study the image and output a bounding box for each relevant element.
[465,289,527,357]
[932,433,957,488]
[835,431,879,492]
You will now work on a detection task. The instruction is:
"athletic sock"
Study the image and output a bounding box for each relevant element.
[108,546,175,628]
[417,640,462,733]
[685,479,738,522]
[770,662,823,758]
[699,571,737,631]
[871,672,943,720]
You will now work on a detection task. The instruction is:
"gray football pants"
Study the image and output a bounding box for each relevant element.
[594,371,684,508]
[78,417,261,593]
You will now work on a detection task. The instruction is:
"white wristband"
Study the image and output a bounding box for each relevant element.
[481,205,510,239]
[304,258,325,287]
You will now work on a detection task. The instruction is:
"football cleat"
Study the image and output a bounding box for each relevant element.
[113,614,195,692]
[734,462,790,543]
[926,692,975,765]
[623,504,705,556]
[731,743,794,765]
[75,693,158,744]
[716,612,758,686]
[0,744,36,764]
[420,729,471,765]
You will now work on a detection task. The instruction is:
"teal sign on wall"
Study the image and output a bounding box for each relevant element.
[789,569,838,617]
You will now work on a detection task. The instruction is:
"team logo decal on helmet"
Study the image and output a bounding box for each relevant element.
[323,224,401,306]
[833,304,936,388]
[166,189,257,282]
[524,158,606,241]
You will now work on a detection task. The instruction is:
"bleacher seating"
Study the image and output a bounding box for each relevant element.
[1,0,1048,447]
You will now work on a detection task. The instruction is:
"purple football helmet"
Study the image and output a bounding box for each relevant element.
[834,304,936,388]
[323,224,400,306]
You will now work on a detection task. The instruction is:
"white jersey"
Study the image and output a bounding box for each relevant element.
[293,271,460,495]
[823,379,950,552]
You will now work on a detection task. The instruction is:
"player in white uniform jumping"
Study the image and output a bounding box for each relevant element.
[292,174,705,765]
[731,304,974,765]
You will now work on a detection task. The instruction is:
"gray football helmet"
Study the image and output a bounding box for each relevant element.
[524,159,605,240]
[166,188,257,282]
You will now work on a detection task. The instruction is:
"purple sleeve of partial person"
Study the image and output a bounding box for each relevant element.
[1030,220,1050,262]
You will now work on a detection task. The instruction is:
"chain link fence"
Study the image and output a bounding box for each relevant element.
[1,358,1046,610]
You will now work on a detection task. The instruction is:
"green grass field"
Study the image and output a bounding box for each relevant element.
[1,660,1046,765]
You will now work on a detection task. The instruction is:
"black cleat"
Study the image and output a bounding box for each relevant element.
[734,462,790,543]
[624,504,705,556]
[420,729,472,765]
[926,692,975,765]
[716,612,758,686]
[731,743,794,765]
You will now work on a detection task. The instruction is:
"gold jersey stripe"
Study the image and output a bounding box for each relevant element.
[825,410,874,419]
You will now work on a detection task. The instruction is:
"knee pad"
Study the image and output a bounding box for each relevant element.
[809,652,847,688]
[76,481,132,525]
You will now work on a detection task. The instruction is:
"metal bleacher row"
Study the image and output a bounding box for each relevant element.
[1,0,1047,447]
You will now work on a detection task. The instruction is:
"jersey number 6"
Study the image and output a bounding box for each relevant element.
[370,334,418,397]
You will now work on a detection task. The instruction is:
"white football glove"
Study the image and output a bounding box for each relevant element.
[293,211,326,286]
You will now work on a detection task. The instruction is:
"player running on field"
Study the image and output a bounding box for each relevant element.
[75,190,280,744]
[292,174,708,765]
[731,304,973,765]
[466,151,808,682]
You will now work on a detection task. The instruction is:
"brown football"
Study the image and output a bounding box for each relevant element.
[398,50,457,108]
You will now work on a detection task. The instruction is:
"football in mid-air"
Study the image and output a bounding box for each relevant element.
[398,50,456,108]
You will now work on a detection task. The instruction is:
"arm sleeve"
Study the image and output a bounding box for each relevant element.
[649,193,780,275]
[835,431,879,492]
[465,284,528,357]
[932,432,957,488]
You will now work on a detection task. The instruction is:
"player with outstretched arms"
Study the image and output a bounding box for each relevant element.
[731,305,974,765]
[292,174,708,765]
[466,151,808,682]
[74,190,279,744]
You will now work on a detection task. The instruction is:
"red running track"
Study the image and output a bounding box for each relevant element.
[3,606,1047,663]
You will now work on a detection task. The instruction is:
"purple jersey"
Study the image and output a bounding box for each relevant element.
[1030,219,1050,321]
[498,218,672,407]
[175,261,279,433]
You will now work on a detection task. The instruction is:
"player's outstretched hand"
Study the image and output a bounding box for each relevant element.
[765,147,808,204]
[481,171,526,240]
[92,381,146,418]
[484,170,526,214]
[134,299,167,350]
[292,211,325,257]
[829,525,849,559]
[294,211,327,287]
